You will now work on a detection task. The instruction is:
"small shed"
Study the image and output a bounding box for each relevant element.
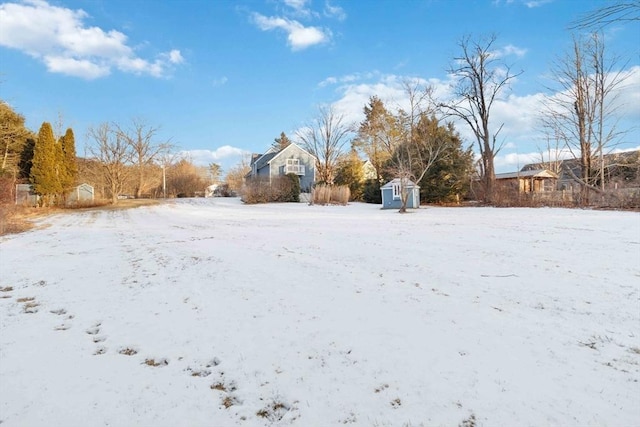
[67,183,94,204]
[381,178,420,209]
[15,184,39,206]
[495,169,558,193]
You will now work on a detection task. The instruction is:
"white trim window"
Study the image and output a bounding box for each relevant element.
[392,183,401,200]
[284,158,305,175]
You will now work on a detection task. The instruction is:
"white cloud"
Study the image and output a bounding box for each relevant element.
[524,0,553,8]
[316,66,638,174]
[212,76,228,87]
[252,13,330,50]
[489,44,528,60]
[0,0,183,79]
[324,1,346,21]
[43,55,110,79]
[283,0,309,9]
[167,49,184,64]
[181,146,249,167]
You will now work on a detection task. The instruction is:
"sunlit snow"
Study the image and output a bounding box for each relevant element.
[1,198,638,426]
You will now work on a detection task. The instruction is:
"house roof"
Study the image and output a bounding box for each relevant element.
[381,178,419,188]
[253,151,278,170]
[495,169,558,180]
[253,142,316,171]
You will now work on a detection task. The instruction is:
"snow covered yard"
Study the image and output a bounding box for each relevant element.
[0,198,638,427]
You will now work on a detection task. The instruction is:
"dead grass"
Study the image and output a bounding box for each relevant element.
[144,358,168,367]
[0,205,52,236]
[0,199,160,236]
[221,395,240,409]
[119,348,138,356]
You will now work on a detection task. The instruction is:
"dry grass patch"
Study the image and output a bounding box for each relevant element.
[0,205,50,235]
[144,358,168,367]
[118,347,138,356]
[0,199,160,236]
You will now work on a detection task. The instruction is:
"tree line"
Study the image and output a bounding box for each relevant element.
[292,23,636,207]
[0,108,226,205]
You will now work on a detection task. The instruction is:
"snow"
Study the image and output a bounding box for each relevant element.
[1,198,639,427]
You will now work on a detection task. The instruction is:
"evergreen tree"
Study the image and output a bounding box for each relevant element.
[417,122,474,203]
[59,128,78,193]
[272,132,292,151]
[353,96,400,182]
[31,122,61,205]
[18,138,35,179]
[334,149,365,201]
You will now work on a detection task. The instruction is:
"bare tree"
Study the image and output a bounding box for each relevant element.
[440,34,522,203]
[115,119,172,198]
[541,32,627,201]
[86,123,133,204]
[297,105,353,185]
[225,154,251,194]
[389,81,450,212]
[570,0,640,29]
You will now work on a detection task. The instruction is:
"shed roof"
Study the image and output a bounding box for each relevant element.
[381,178,419,189]
[495,169,558,180]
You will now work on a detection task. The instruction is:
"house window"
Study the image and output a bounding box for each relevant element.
[392,183,401,199]
[284,158,305,175]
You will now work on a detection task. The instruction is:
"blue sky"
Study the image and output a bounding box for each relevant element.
[1,0,638,174]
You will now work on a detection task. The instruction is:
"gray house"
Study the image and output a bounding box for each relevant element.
[381,178,420,209]
[248,143,317,191]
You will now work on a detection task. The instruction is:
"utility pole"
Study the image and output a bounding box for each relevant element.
[162,163,166,198]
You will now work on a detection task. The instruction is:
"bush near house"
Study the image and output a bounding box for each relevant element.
[242,175,300,204]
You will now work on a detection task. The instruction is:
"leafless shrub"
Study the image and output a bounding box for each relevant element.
[241,176,298,204]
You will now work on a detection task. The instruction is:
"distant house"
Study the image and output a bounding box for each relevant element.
[380,178,420,209]
[362,159,377,180]
[521,150,640,190]
[495,169,558,193]
[247,143,317,191]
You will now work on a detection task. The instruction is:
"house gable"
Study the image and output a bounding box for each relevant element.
[246,142,318,191]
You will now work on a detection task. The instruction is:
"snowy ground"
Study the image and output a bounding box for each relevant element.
[0,198,638,427]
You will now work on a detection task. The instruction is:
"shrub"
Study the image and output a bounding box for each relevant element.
[285,173,300,202]
[311,184,350,205]
[242,175,300,204]
[362,179,382,204]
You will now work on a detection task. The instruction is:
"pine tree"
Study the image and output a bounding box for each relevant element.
[59,128,78,193]
[272,132,292,151]
[31,122,61,206]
